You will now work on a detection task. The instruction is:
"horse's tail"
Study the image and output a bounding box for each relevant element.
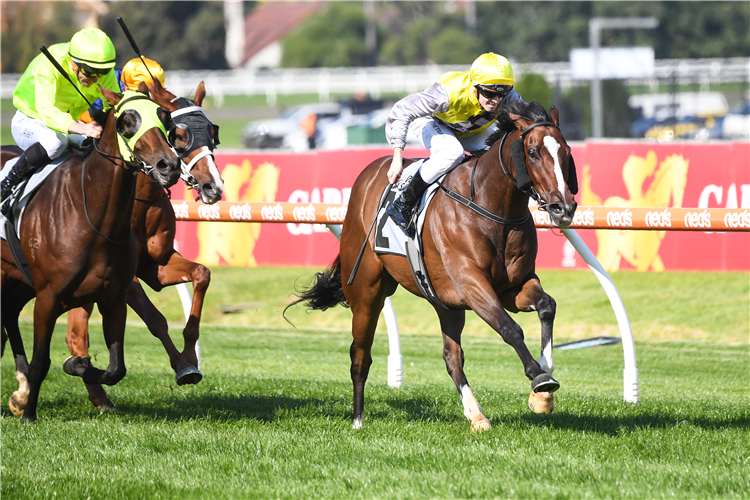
[284,255,349,321]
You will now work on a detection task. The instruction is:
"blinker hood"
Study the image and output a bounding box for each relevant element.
[114,90,168,162]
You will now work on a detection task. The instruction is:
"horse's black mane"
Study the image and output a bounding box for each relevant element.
[486,100,553,147]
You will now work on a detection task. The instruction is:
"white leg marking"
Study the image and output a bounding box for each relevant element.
[352,417,363,429]
[539,341,555,374]
[543,136,565,197]
[15,370,29,395]
[460,383,482,420]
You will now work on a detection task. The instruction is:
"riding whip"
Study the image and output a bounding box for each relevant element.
[347,180,392,285]
[116,17,158,86]
[39,46,94,108]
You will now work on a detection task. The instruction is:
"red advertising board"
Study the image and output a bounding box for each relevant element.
[172,141,750,271]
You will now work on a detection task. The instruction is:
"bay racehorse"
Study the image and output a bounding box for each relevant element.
[1,84,181,422]
[63,81,224,410]
[290,100,578,431]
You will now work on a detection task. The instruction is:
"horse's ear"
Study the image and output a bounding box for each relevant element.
[193,81,206,107]
[550,106,560,127]
[100,84,122,106]
[137,81,150,95]
[509,112,533,133]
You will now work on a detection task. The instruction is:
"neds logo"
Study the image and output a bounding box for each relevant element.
[173,201,189,219]
[293,204,316,222]
[229,203,253,221]
[684,209,711,228]
[198,204,220,220]
[261,204,284,221]
[606,209,632,227]
[645,209,672,228]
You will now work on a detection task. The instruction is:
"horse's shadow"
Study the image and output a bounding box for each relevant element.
[6,381,747,433]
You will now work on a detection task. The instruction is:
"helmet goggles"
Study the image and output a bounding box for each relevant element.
[476,84,513,99]
[72,58,110,78]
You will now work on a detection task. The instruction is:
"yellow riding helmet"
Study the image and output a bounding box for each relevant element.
[121,57,166,91]
[470,52,514,87]
[69,28,116,71]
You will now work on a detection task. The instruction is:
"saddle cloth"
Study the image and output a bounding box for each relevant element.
[373,159,444,257]
[1,152,71,287]
[373,159,448,309]
[0,152,70,240]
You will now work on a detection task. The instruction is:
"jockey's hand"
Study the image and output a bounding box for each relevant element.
[387,148,404,184]
[69,121,103,139]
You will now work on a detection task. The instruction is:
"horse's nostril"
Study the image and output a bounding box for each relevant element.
[202,183,216,195]
[549,203,564,216]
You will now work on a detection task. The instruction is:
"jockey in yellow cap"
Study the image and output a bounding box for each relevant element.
[385,52,525,236]
[3,28,120,206]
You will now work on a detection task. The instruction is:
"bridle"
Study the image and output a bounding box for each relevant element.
[85,94,173,243]
[92,92,169,179]
[163,97,220,193]
[436,120,561,225]
[498,120,560,212]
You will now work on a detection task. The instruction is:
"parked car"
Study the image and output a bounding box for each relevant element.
[241,102,345,150]
[721,101,750,140]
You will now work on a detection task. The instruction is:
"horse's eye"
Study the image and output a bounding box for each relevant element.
[527,147,538,159]
[173,129,189,146]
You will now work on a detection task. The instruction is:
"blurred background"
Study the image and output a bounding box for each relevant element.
[1,0,749,150]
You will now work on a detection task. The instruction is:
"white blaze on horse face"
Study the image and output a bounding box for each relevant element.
[539,341,554,374]
[205,151,225,191]
[543,136,565,197]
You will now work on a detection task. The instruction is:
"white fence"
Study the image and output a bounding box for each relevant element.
[2,58,748,106]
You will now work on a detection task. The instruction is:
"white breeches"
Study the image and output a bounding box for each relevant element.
[410,117,498,184]
[11,110,69,159]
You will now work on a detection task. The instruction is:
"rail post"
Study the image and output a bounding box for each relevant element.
[562,228,639,403]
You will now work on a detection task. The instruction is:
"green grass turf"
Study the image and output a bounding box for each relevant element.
[2,267,749,499]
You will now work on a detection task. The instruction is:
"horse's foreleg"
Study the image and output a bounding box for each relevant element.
[93,297,128,386]
[501,278,558,414]
[126,279,201,385]
[456,273,558,394]
[24,291,61,422]
[436,308,491,432]
[2,281,35,416]
[500,278,556,374]
[66,304,115,410]
[4,320,30,417]
[153,252,210,370]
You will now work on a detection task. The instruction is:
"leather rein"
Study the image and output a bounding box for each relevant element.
[437,120,559,225]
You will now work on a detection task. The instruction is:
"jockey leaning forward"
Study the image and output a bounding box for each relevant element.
[1,28,120,205]
[79,56,166,123]
[385,52,526,237]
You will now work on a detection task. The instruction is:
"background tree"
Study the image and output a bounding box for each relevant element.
[281,3,368,68]
[100,1,227,71]
[1,2,78,74]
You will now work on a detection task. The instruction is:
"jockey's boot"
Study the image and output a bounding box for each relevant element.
[1,143,50,215]
[386,169,430,238]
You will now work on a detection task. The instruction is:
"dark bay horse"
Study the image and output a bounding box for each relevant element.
[0,85,181,422]
[291,100,578,431]
[63,81,224,409]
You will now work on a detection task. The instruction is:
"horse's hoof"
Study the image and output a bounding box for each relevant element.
[175,365,202,386]
[63,356,91,377]
[528,391,554,414]
[97,403,118,413]
[470,417,492,433]
[531,372,560,393]
[9,394,26,417]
